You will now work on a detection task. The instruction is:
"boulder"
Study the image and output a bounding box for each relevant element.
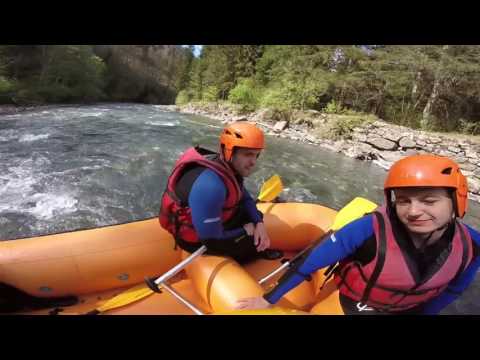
[384,132,404,143]
[404,149,418,156]
[468,177,480,193]
[460,162,477,172]
[399,137,417,149]
[453,156,467,164]
[343,143,375,160]
[273,120,289,132]
[232,116,248,122]
[365,137,397,151]
[438,150,456,157]
[469,193,480,203]
[377,151,405,163]
[465,149,479,160]
[462,170,475,177]
[352,132,367,142]
[447,146,461,153]
[428,137,443,144]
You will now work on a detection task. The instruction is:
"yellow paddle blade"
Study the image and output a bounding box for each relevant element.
[258,174,283,202]
[330,197,378,231]
[96,283,154,313]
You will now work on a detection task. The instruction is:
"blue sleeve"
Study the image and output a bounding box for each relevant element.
[241,186,263,224]
[188,169,246,241]
[422,225,480,315]
[265,214,375,304]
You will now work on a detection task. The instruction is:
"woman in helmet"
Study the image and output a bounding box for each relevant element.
[236,155,480,314]
[159,122,283,264]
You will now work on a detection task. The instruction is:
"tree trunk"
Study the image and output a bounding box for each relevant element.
[411,70,422,102]
[421,76,441,129]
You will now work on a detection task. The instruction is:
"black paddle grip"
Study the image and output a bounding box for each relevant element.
[145,277,163,293]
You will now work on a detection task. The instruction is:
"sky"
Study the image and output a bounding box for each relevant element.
[182,45,203,57]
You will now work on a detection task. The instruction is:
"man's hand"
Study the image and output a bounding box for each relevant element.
[243,223,255,236]
[254,222,270,251]
[235,296,272,310]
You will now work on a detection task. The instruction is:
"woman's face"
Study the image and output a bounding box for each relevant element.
[393,187,454,235]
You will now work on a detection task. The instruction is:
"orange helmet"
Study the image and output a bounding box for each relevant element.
[220,122,265,161]
[384,154,468,218]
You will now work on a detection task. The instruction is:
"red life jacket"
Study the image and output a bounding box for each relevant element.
[159,146,243,245]
[334,206,474,312]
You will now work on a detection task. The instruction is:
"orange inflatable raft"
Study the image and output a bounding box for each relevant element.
[0,202,344,315]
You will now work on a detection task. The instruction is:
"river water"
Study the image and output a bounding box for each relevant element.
[0,103,478,314]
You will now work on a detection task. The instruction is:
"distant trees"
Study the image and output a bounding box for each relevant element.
[177,45,480,133]
[0,45,106,104]
[0,45,193,105]
[3,45,480,134]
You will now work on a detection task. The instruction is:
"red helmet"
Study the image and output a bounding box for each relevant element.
[384,154,468,218]
[220,122,265,161]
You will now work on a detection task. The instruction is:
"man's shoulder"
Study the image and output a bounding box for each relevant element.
[197,168,225,182]
[190,168,227,194]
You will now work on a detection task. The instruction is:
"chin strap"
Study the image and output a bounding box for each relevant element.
[418,222,451,252]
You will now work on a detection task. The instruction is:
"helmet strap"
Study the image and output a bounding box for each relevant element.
[417,222,450,252]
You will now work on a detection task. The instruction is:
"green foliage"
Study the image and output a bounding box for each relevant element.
[459,118,480,135]
[0,45,107,104]
[259,86,291,111]
[0,76,13,93]
[327,114,377,140]
[175,89,192,105]
[324,100,344,114]
[0,45,193,105]
[227,78,259,111]
[0,76,15,104]
[202,85,219,102]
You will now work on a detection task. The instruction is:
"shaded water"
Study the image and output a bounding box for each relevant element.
[0,103,478,314]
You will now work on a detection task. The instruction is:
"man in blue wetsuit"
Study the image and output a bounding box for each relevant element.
[236,155,480,314]
[159,122,283,264]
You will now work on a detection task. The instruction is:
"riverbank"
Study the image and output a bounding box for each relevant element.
[177,102,480,203]
[0,105,39,116]
[0,104,84,116]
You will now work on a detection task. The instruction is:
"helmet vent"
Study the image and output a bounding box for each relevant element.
[234,132,243,139]
[225,130,232,135]
[441,167,453,175]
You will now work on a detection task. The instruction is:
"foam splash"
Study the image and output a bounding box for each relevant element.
[0,129,18,142]
[28,193,78,220]
[0,156,79,220]
[79,112,105,117]
[145,120,179,127]
[19,134,50,142]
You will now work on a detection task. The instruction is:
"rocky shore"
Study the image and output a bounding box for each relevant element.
[177,102,480,203]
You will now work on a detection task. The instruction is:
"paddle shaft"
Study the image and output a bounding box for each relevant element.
[161,283,205,315]
[258,230,333,285]
[142,246,207,315]
[153,245,207,286]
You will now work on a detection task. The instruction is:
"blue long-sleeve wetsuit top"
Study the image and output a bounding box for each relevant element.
[263,214,480,314]
[188,168,263,242]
